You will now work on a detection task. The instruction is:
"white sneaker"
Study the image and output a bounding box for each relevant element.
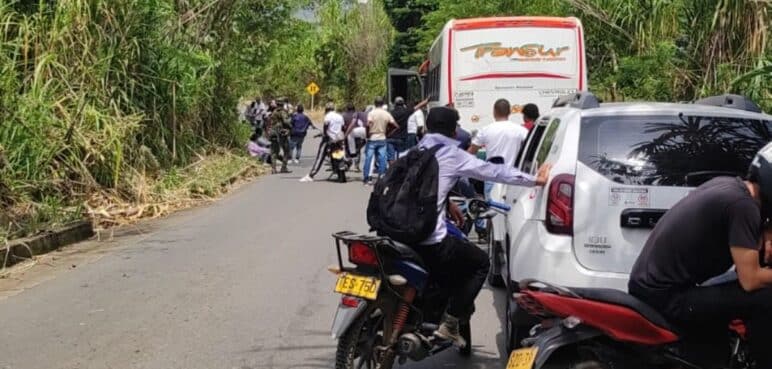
[294,159,300,164]
[299,175,313,183]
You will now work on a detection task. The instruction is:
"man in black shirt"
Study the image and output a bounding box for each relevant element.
[387,96,412,161]
[629,143,772,367]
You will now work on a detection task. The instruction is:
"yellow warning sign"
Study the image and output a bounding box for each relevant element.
[306,82,320,96]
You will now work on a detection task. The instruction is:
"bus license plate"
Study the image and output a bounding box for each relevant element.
[506,347,538,369]
[334,273,380,300]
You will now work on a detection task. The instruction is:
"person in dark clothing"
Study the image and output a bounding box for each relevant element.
[629,143,772,367]
[289,105,315,164]
[387,96,412,161]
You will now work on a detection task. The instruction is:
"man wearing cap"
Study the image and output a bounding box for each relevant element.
[267,98,292,174]
[413,106,550,346]
[387,96,412,161]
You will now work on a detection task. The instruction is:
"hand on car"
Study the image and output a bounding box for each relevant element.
[534,163,552,186]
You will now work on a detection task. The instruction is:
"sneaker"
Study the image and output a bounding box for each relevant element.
[299,175,314,183]
[434,314,466,347]
[293,159,300,164]
[280,168,292,174]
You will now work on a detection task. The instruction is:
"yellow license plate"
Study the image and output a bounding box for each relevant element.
[506,347,538,369]
[334,273,381,300]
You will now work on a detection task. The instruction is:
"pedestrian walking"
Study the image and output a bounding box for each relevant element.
[363,97,398,185]
[343,106,367,171]
[266,98,292,174]
[289,104,315,164]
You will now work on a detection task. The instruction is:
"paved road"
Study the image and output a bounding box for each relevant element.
[0,137,509,369]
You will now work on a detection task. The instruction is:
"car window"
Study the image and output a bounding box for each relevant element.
[514,116,548,166]
[578,115,772,186]
[534,118,561,170]
[519,124,547,174]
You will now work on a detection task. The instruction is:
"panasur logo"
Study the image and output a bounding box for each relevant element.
[461,42,570,59]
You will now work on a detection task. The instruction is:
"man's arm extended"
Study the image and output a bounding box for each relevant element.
[454,149,549,186]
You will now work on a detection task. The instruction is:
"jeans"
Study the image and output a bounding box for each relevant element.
[630,280,772,367]
[363,140,388,182]
[406,133,418,149]
[386,138,407,161]
[289,135,305,160]
[414,236,490,320]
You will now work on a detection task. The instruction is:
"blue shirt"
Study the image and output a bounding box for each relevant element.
[419,133,536,244]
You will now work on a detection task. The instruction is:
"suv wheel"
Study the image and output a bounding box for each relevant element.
[505,280,530,351]
[487,220,505,287]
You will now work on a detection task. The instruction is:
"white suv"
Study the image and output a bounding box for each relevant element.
[488,92,772,350]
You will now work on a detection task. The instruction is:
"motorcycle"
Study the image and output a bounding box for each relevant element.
[506,279,754,369]
[329,140,350,183]
[330,199,511,369]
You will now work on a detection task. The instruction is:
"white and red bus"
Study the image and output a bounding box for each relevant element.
[414,16,587,131]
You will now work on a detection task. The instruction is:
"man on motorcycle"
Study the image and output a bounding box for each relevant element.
[629,143,772,367]
[415,107,550,345]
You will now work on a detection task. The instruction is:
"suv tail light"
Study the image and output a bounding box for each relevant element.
[348,242,378,266]
[546,174,574,235]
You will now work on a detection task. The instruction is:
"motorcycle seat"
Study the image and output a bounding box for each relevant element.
[568,287,677,333]
[382,241,426,268]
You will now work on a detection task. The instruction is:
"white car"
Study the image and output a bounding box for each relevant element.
[488,92,772,350]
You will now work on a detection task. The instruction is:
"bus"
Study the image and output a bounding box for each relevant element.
[411,16,587,131]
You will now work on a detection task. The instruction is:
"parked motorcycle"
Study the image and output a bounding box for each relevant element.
[506,279,754,369]
[330,199,510,369]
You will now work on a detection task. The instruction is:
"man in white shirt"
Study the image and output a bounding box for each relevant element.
[467,99,529,197]
[406,98,429,148]
[300,103,346,182]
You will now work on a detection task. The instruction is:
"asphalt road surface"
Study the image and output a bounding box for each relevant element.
[0,136,509,369]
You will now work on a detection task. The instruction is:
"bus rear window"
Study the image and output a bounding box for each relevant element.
[578,115,772,187]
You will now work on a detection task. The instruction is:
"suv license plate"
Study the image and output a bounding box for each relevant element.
[334,273,380,300]
[506,347,538,369]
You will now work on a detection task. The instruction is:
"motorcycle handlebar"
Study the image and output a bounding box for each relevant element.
[487,200,511,212]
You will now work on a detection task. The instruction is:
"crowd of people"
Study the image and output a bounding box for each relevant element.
[243,95,541,189]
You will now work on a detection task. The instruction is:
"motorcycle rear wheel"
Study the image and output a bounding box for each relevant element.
[335,306,393,369]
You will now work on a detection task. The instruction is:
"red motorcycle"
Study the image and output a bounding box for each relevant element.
[506,279,754,369]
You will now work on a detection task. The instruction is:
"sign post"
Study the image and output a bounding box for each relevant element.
[306,82,320,110]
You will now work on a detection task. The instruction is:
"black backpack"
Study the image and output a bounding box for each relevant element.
[367,144,444,245]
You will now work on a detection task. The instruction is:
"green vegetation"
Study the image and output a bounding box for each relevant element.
[385,0,770,110]
[0,0,769,240]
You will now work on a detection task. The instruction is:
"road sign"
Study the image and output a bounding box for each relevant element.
[306,82,320,96]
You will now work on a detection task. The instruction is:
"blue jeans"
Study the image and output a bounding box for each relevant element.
[363,140,388,182]
[289,135,305,160]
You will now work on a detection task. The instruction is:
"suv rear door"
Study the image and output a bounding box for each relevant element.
[572,114,772,274]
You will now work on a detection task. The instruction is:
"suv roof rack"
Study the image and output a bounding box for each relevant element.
[552,92,600,109]
[693,94,762,113]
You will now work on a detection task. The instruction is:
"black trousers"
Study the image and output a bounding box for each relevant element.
[308,139,328,178]
[631,281,772,367]
[414,236,489,320]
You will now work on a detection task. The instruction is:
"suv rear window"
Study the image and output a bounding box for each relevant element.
[578,115,772,186]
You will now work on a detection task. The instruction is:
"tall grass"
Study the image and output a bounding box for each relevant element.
[0,1,250,238]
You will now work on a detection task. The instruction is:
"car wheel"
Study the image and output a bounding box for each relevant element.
[487,220,504,288]
[505,280,530,351]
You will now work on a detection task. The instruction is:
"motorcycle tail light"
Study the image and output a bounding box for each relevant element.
[348,242,378,266]
[341,296,360,308]
[517,293,548,317]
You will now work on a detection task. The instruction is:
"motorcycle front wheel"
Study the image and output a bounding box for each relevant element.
[335,304,394,369]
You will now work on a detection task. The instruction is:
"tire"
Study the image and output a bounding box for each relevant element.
[505,281,530,351]
[572,361,608,369]
[335,307,393,369]
[458,321,472,357]
[487,220,505,288]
